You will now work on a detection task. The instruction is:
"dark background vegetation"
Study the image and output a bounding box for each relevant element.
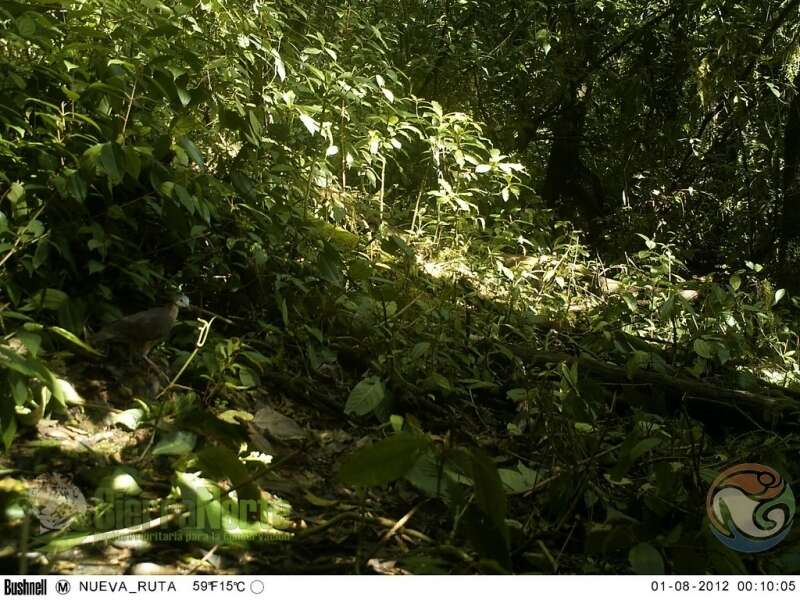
[1,0,800,575]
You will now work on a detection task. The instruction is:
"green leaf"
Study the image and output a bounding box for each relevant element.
[0,387,17,450]
[389,414,404,432]
[24,289,68,311]
[55,378,84,406]
[123,146,141,180]
[0,346,64,404]
[98,142,126,184]
[280,297,289,327]
[622,293,638,312]
[159,181,175,198]
[693,338,713,359]
[470,448,507,532]
[248,110,262,139]
[344,376,385,416]
[176,471,277,541]
[237,365,259,388]
[317,243,343,285]
[176,85,191,107]
[410,342,431,361]
[152,431,197,456]
[65,170,87,203]
[658,294,675,321]
[112,408,145,431]
[272,49,286,81]
[97,467,142,496]
[405,450,458,498]
[197,446,261,503]
[231,171,257,202]
[174,184,196,215]
[16,331,41,357]
[629,542,665,575]
[253,406,305,441]
[630,437,661,461]
[178,137,204,167]
[16,14,36,37]
[176,471,224,533]
[217,409,253,424]
[460,502,511,571]
[7,182,25,204]
[48,326,103,356]
[717,344,731,365]
[28,238,45,271]
[338,432,429,486]
[298,112,319,136]
[498,463,540,494]
[142,0,173,12]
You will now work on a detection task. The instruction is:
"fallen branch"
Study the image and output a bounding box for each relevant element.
[510,346,798,413]
[513,318,800,406]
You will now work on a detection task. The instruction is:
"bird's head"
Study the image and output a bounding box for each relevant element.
[174,294,190,309]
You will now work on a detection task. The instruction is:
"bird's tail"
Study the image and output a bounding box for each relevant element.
[89,328,115,344]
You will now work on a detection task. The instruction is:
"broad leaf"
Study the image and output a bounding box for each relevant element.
[338,432,430,487]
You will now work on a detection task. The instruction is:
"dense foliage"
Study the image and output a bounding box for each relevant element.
[1,0,799,575]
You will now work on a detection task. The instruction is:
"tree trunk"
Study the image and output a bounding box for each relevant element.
[781,71,800,284]
[540,88,604,240]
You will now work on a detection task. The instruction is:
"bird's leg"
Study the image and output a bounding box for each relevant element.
[142,353,171,383]
[131,341,170,383]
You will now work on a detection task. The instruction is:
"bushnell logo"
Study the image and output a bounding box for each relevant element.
[706,463,795,553]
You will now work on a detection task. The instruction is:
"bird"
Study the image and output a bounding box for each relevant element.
[90,295,190,369]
